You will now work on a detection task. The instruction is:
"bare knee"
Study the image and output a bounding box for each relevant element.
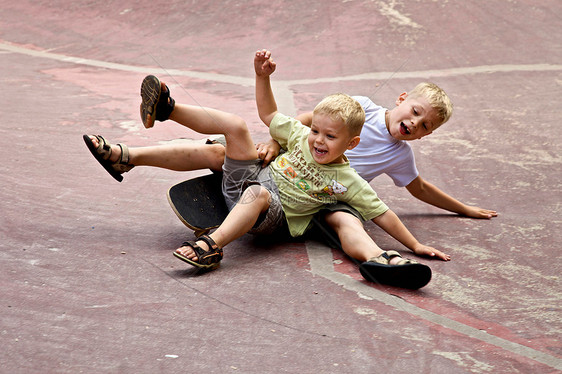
[324,210,363,232]
[240,185,271,212]
[223,113,248,134]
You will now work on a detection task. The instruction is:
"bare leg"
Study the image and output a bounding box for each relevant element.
[324,211,404,264]
[175,185,271,260]
[130,143,224,171]
[169,103,257,161]
[88,100,258,173]
[169,105,268,261]
[86,136,225,172]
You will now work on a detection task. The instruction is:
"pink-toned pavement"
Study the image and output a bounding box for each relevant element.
[1,1,561,373]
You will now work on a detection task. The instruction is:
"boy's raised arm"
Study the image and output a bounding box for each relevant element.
[254,49,278,127]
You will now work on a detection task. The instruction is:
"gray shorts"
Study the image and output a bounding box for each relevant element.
[222,156,286,235]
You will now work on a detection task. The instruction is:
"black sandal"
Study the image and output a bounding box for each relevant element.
[173,235,223,270]
[359,250,432,289]
[83,134,134,182]
[140,75,175,128]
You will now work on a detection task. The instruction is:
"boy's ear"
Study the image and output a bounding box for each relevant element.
[396,92,408,106]
[347,136,360,150]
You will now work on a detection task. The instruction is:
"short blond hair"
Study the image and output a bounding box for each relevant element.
[313,93,365,136]
[408,82,453,126]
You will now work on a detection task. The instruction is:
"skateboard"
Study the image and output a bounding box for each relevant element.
[167,173,229,237]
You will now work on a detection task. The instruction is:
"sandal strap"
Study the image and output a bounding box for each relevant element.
[113,144,134,173]
[94,135,113,161]
[395,258,418,265]
[118,143,130,164]
[92,135,133,171]
[155,84,175,121]
[368,250,417,265]
[180,235,223,266]
[385,250,419,265]
[197,234,219,251]
[181,241,206,259]
[197,235,224,262]
[383,250,402,260]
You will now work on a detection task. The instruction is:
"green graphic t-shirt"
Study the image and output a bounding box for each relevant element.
[268,113,389,237]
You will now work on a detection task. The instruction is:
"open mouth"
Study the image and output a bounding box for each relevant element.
[400,122,411,135]
[314,147,328,156]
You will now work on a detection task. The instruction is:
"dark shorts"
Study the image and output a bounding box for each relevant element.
[308,202,364,249]
[317,203,364,221]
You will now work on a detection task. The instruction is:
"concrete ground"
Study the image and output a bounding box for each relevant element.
[0,1,560,373]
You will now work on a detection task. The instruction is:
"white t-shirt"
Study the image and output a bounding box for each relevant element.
[345,96,419,187]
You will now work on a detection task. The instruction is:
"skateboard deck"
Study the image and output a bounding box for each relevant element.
[167,173,229,237]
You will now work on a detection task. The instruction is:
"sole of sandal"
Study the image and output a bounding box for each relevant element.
[140,75,161,128]
[173,251,220,270]
[359,261,432,289]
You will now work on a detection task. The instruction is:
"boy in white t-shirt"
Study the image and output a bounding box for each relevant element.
[294,85,497,220]
[286,84,497,259]
[84,50,439,289]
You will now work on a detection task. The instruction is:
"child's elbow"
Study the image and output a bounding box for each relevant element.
[259,115,271,127]
[260,112,276,127]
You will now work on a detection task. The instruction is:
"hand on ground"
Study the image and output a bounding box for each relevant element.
[413,244,451,261]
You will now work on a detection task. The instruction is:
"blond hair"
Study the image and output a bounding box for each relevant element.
[313,93,365,136]
[408,82,453,126]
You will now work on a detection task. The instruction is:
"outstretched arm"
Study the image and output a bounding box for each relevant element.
[372,209,451,261]
[405,176,497,219]
[254,49,278,127]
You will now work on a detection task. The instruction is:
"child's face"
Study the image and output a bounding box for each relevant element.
[387,93,441,141]
[308,113,359,164]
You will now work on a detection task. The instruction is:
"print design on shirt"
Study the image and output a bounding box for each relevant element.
[276,145,349,202]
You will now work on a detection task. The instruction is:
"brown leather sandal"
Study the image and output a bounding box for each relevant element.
[173,235,223,270]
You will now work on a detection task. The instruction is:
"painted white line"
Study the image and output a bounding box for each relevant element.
[2,42,561,87]
[0,42,254,86]
[306,241,562,371]
[284,63,562,85]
